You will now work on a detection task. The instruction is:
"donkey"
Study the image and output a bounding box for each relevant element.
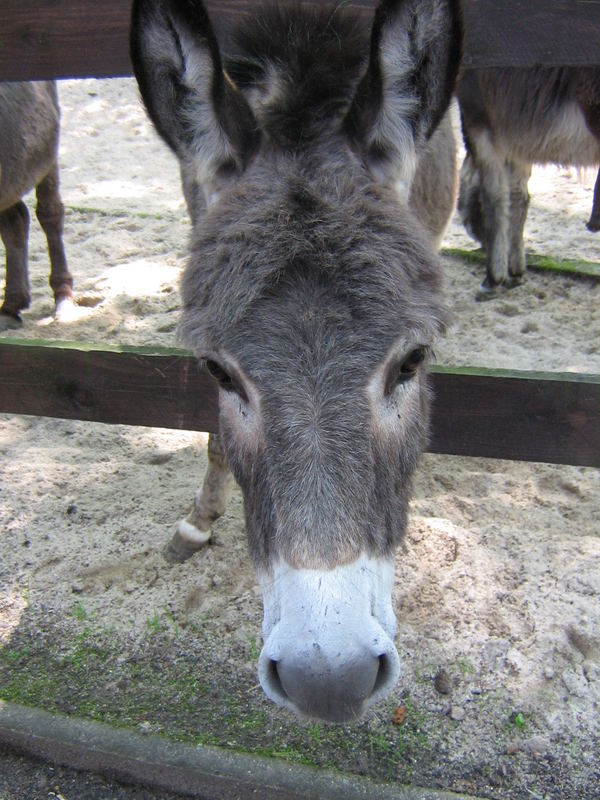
[456,67,600,299]
[131,0,462,723]
[0,81,74,330]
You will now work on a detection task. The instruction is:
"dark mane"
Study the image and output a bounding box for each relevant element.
[224,4,369,147]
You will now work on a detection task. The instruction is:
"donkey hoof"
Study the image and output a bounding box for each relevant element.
[505,275,524,290]
[475,281,505,302]
[54,296,82,323]
[586,217,600,233]
[164,520,211,563]
[0,310,23,331]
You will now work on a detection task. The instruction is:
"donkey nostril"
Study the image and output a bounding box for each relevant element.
[258,634,401,722]
[373,653,393,696]
[266,658,289,703]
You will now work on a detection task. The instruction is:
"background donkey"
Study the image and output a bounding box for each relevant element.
[0,81,74,329]
[457,66,600,299]
[131,0,462,723]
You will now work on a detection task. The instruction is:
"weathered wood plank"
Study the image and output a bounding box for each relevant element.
[0,0,599,82]
[1,340,598,467]
[0,0,133,81]
[461,0,600,69]
[0,339,219,433]
[428,367,600,466]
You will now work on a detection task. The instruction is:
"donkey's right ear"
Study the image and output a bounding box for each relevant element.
[130,0,259,186]
[344,0,462,190]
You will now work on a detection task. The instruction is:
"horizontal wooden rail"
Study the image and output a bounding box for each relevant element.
[1,339,598,467]
[0,339,219,435]
[0,0,599,82]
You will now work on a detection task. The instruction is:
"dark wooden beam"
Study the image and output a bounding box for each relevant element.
[460,0,600,69]
[428,367,600,466]
[0,339,219,434]
[1,339,598,467]
[0,0,599,82]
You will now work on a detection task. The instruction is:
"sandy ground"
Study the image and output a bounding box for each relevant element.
[1,78,599,799]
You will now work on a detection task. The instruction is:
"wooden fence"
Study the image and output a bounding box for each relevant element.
[0,0,599,468]
[1,339,599,467]
[1,0,600,80]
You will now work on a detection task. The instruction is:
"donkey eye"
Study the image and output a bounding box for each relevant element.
[384,347,427,395]
[204,358,250,405]
[204,358,237,392]
[401,347,427,374]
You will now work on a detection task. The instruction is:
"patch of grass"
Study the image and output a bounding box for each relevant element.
[145,611,162,634]
[247,636,260,661]
[254,744,316,767]
[454,656,476,676]
[509,711,526,729]
[144,609,181,637]
[0,619,474,789]
[567,736,583,761]
[72,601,88,622]
[61,630,108,673]
[305,723,322,744]
[527,251,600,278]
[0,648,23,664]
[163,609,179,637]
[443,246,487,265]
[0,672,60,706]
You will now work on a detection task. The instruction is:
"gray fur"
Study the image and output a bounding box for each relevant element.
[0,81,73,327]
[181,165,444,569]
[131,0,462,720]
[457,67,600,298]
[410,109,459,248]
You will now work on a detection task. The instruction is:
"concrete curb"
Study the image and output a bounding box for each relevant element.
[0,701,486,800]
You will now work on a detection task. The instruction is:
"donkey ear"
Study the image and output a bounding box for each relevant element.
[130,0,259,187]
[344,0,462,188]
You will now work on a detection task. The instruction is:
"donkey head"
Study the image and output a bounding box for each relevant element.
[131,0,461,723]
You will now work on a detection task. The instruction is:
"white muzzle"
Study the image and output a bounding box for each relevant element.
[257,553,400,722]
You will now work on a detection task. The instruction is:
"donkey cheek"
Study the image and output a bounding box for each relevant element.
[218,393,261,448]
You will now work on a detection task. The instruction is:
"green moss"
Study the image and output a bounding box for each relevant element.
[442,246,600,279]
[72,601,89,622]
[66,205,187,223]
[0,620,439,787]
[247,636,260,661]
[453,656,476,676]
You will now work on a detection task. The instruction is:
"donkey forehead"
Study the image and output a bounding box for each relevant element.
[225,284,413,379]
[181,171,446,358]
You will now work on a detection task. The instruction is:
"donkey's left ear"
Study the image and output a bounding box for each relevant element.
[130,0,259,188]
[344,0,462,188]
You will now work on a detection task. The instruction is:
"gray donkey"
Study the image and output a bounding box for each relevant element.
[0,81,74,329]
[131,0,462,723]
[457,67,600,299]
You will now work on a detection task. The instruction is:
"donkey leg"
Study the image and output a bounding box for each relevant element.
[35,162,75,319]
[587,166,600,232]
[0,201,30,329]
[578,90,600,231]
[167,432,234,562]
[506,161,531,285]
[472,140,510,300]
[457,151,485,245]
